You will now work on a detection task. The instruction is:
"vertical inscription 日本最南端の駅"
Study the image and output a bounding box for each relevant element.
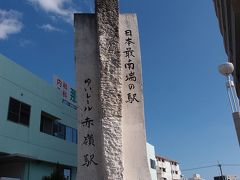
[123,29,140,104]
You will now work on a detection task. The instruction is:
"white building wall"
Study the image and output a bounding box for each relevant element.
[188,174,203,180]
[226,175,237,180]
[146,143,158,180]
[156,156,181,180]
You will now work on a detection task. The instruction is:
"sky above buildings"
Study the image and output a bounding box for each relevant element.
[0,0,239,179]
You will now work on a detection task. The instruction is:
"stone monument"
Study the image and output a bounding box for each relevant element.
[74,0,151,179]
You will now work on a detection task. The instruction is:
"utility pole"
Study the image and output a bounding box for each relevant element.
[218,162,224,180]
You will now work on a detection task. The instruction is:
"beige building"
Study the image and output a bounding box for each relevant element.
[156,156,182,180]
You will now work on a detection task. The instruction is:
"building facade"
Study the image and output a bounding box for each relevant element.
[188,174,204,180]
[156,156,181,180]
[0,54,77,180]
[213,0,240,145]
[213,0,240,96]
[146,143,158,180]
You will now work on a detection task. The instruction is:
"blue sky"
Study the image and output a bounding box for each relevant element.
[0,0,239,179]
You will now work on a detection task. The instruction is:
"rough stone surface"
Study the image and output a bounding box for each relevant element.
[95,0,124,179]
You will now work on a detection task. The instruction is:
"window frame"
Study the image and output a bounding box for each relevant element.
[7,97,31,126]
[40,111,77,143]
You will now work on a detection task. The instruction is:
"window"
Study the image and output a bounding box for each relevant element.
[170,161,177,166]
[64,168,71,180]
[72,128,77,143]
[66,126,73,142]
[54,122,66,139]
[8,97,31,126]
[40,111,58,135]
[163,168,166,172]
[65,126,77,144]
[40,111,64,139]
[150,159,156,169]
[40,111,77,144]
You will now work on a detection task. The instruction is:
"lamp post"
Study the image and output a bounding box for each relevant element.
[218,62,239,112]
[218,62,240,145]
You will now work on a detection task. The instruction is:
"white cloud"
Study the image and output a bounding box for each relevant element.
[28,0,75,23]
[38,24,63,32]
[0,9,23,40]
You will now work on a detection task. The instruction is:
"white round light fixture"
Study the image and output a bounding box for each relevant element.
[218,62,234,76]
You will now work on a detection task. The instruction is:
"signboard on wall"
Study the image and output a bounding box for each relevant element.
[53,75,77,110]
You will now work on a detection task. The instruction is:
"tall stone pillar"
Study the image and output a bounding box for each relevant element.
[119,14,151,180]
[75,0,151,179]
[75,14,105,180]
[95,0,124,179]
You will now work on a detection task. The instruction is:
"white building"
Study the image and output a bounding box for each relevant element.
[146,143,158,180]
[188,174,204,180]
[156,155,182,180]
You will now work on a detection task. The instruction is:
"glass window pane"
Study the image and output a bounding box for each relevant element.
[42,118,53,135]
[20,113,30,125]
[40,111,60,135]
[8,98,20,122]
[53,122,66,139]
[8,97,31,126]
[20,103,31,126]
[150,159,156,169]
[8,112,19,123]
[66,127,72,142]
[53,121,59,137]
[57,123,66,140]
[64,169,71,180]
[72,129,77,144]
[9,98,20,114]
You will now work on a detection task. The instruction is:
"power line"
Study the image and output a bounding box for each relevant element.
[222,164,240,166]
[182,163,240,172]
[182,165,217,171]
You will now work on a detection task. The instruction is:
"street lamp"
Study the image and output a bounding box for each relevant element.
[218,62,239,112]
[218,62,240,145]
